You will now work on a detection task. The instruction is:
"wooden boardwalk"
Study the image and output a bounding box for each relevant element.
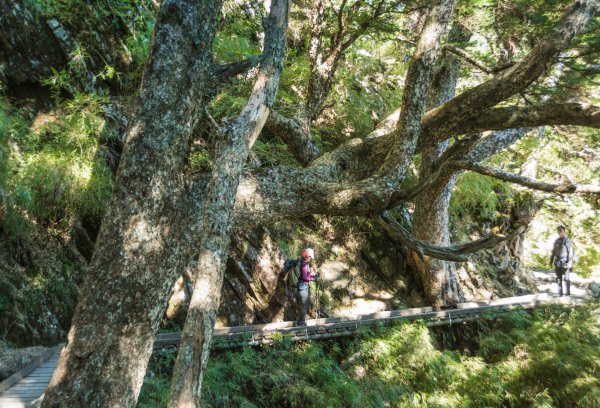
[0,349,60,408]
[0,293,580,406]
[154,292,577,350]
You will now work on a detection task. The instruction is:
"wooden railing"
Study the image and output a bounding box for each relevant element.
[153,293,576,351]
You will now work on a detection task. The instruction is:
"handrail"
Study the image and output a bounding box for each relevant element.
[153,293,579,351]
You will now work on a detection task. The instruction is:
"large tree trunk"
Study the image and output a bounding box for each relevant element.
[411,25,465,308]
[41,1,222,406]
[412,169,460,308]
[167,2,289,406]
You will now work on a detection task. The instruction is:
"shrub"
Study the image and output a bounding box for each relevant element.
[139,304,600,408]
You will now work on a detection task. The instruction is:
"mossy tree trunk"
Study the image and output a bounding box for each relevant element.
[410,25,465,308]
[42,1,223,406]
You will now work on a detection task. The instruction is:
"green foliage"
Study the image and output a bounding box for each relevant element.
[138,375,171,408]
[450,172,512,222]
[0,101,35,240]
[252,140,298,168]
[139,305,600,407]
[0,94,114,234]
[142,341,367,408]
[189,149,213,173]
[320,38,405,146]
[32,0,156,92]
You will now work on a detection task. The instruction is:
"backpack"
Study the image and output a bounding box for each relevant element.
[554,237,577,267]
[283,258,301,288]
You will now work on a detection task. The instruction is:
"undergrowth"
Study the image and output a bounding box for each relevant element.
[0,93,113,344]
[139,303,600,408]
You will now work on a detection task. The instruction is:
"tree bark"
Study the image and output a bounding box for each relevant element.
[379,0,455,182]
[167,2,289,406]
[448,103,600,135]
[42,1,223,406]
[410,23,465,309]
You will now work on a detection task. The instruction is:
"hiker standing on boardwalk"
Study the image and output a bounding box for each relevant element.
[549,226,574,297]
[297,248,319,326]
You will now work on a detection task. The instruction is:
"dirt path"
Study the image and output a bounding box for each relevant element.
[532,268,598,300]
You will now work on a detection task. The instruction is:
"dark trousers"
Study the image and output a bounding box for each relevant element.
[555,267,571,296]
[297,282,310,323]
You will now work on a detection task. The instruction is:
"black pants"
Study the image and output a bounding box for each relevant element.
[555,267,571,296]
[297,282,310,323]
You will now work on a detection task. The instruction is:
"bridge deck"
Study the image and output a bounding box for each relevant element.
[0,293,579,406]
[0,351,59,408]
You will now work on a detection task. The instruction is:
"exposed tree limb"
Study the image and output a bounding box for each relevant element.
[449,103,600,135]
[443,44,514,73]
[465,128,532,162]
[455,160,600,194]
[263,110,320,165]
[420,0,600,149]
[212,54,263,83]
[378,211,528,262]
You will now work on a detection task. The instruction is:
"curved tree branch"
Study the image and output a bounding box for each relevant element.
[448,103,600,135]
[212,54,263,83]
[443,44,514,74]
[378,211,527,262]
[263,110,321,165]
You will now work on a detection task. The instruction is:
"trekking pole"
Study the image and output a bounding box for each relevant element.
[316,275,320,324]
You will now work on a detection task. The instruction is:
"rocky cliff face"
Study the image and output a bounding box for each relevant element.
[0,225,87,346]
[213,219,419,327]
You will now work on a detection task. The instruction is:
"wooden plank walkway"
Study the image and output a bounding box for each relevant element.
[0,350,60,408]
[153,293,578,350]
[0,293,580,406]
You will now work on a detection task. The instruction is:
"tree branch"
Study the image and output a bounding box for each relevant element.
[377,211,527,262]
[212,54,263,83]
[443,44,514,74]
[449,103,600,135]
[455,160,600,194]
[420,1,599,149]
[335,0,349,44]
[263,110,320,166]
